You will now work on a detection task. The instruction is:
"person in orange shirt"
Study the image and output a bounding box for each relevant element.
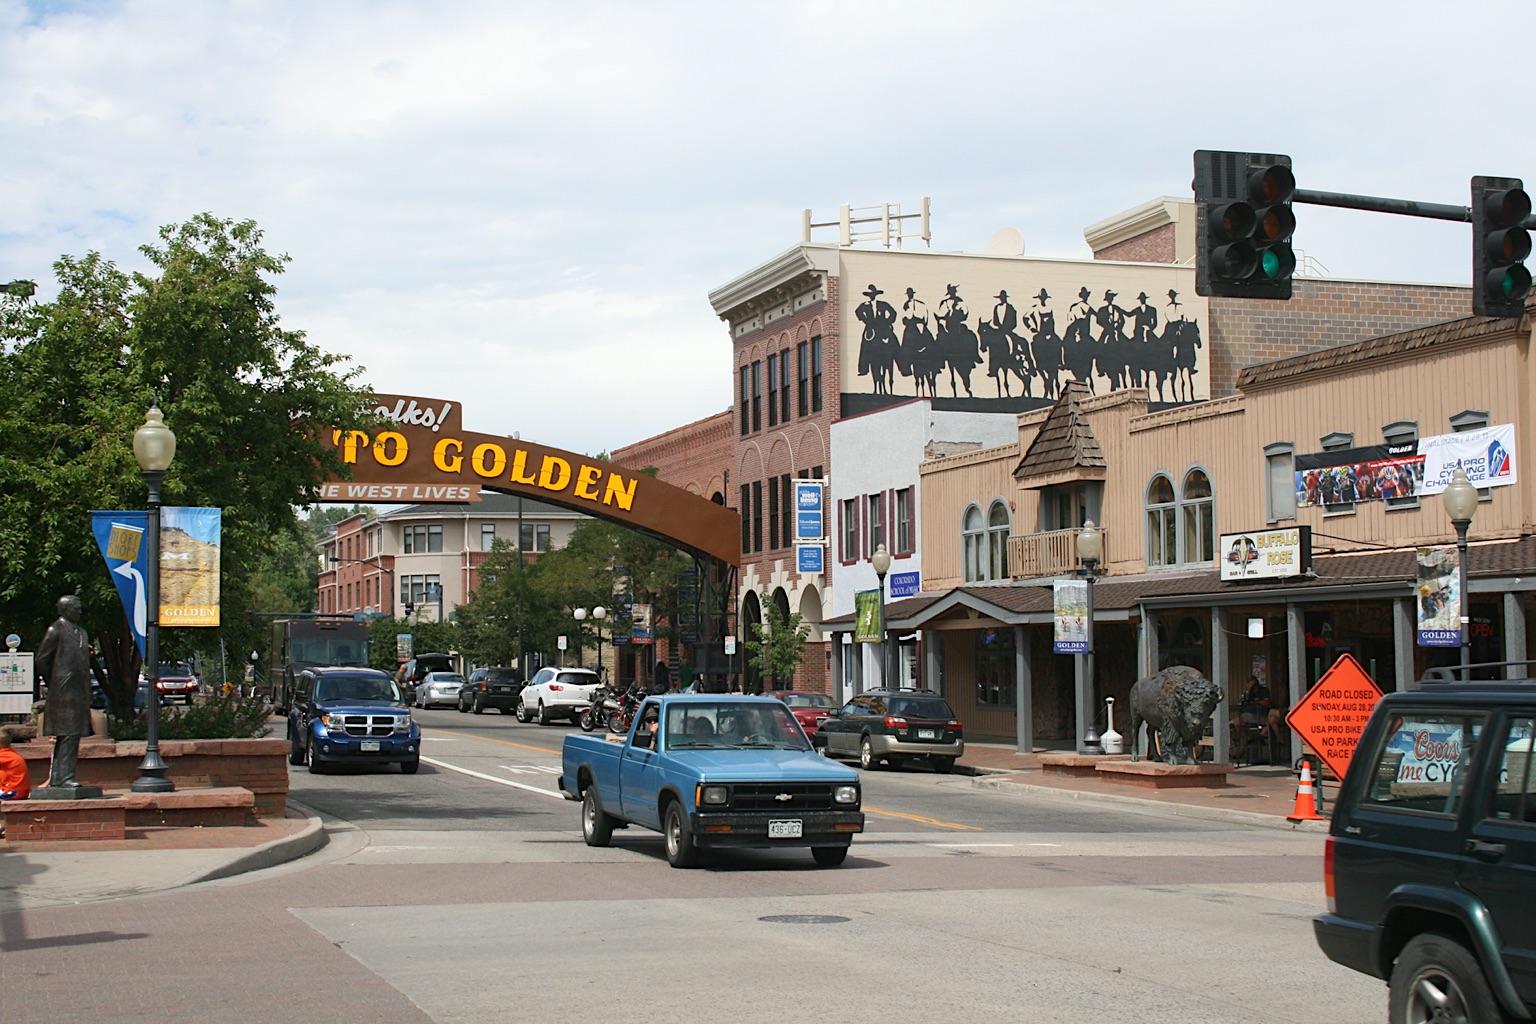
[0,730,32,800]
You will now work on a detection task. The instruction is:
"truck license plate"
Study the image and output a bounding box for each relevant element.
[768,819,802,839]
[917,729,937,739]
[361,740,380,751]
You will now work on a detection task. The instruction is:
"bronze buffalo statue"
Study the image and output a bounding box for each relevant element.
[1129,665,1221,764]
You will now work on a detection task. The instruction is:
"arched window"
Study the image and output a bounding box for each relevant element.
[987,501,1010,581]
[1181,469,1215,564]
[1146,474,1177,567]
[962,504,985,582]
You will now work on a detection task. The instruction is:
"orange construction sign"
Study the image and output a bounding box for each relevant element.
[1285,653,1384,780]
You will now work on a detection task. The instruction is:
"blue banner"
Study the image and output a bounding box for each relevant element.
[91,511,150,657]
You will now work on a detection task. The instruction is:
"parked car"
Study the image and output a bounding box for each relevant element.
[413,671,464,709]
[151,662,199,704]
[458,666,524,714]
[775,691,837,744]
[818,688,964,772]
[1313,662,1536,1024]
[517,666,600,725]
[396,652,456,692]
[286,666,419,774]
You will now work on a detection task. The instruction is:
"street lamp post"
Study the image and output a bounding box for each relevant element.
[428,583,444,623]
[1441,466,1479,677]
[327,555,395,617]
[872,543,892,689]
[131,403,176,793]
[574,606,608,677]
[1076,521,1104,755]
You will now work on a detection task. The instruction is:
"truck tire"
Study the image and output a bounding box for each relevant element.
[400,756,420,774]
[288,731,304,766]
[663,801,700,868]
[812,846,849,867]
[582,789,616,847]
[1389,933,1505,1024]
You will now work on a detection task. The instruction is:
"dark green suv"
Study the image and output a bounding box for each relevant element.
[1314,664,1536,1024]
[817,688,963,772]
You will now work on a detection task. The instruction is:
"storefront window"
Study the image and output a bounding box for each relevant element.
[975,628,1016,709]
[1181,469,1215,564]
[1146,475,1176,567]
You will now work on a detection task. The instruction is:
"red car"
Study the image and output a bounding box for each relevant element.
[776,691,838,744]
[152,662,200,704]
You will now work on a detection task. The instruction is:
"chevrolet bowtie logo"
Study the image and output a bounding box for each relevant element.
[774,793,793,802]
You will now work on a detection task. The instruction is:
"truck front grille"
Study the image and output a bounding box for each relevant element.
[334,714,400,737]
[730,783,835,811]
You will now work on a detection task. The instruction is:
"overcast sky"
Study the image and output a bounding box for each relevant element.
[4,1,1531,457]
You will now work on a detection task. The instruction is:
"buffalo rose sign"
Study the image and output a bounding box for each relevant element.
[1285,654,1384,780]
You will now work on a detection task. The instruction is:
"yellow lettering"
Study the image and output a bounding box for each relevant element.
[510,449,538,485]
[573,464,603,500]
[472,443,507,479]
[538,456,571,491]
[373,430,408,467]
[335,429,371,463]
[603,472,637,511]
[434,437,464,473]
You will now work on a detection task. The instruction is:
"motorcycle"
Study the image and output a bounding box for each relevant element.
[579,685,613,733]
[605,686,643,735]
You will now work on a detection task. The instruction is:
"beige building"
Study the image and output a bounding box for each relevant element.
[826,308,1536,760]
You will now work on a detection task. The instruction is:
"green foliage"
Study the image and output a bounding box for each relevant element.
[744,601,811,688]
[108,690,274,740]
[0,214,374,720]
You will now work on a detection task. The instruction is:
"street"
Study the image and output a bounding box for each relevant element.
[0,709,1385,1023]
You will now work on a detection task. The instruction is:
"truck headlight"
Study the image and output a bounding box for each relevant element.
[393,715,413,733]
[700,784,729,806]
[834,785,859,805]
[320,712,347,730]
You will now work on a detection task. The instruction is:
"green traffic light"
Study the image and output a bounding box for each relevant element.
[1259,245,1296,281]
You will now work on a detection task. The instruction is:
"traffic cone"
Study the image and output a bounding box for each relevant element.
[1287,761,1326,822]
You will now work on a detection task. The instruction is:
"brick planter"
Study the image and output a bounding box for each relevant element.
[13,738,289,817]
[1094,760,1234,789]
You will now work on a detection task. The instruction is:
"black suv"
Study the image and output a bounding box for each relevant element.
[458,666,525,714]
[1314,663,1536,1024]
[817,688,964,772]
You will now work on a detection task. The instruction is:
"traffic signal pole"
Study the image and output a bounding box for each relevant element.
[1291,188,1473,224]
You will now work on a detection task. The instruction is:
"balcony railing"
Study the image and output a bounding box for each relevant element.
[1007,528,1109,580]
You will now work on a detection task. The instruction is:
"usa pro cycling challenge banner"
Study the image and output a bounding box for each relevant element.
[91,511,150,657]
[1418,424,1516,494]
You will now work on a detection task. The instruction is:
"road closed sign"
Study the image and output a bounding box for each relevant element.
[1285,653,1384,780]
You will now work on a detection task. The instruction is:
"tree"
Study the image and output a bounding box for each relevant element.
[0,215,373,719]
[744,601,811,691]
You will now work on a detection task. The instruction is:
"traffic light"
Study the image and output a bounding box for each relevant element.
[1194,151,1296,299]
[1471,175,1532,318]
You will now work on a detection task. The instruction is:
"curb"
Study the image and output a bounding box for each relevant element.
[187,810,328,885]
[969,774,1331,833]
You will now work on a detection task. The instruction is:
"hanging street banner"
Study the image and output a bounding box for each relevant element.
[794,480,824,541]
[1418,423,1516,493]
[1219,526,1312,581]
[1416,546,1462,647]
[92,511,150,656]
[853,590,883,643]
[1053,579,1088,653]
[1285,654,1385,780]
[630,602,654,645]
[160,507,222,626]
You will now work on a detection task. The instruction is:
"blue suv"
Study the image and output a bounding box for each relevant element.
[287,666,421,774]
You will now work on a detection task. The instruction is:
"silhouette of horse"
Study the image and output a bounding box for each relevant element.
[1166,319,1204,402]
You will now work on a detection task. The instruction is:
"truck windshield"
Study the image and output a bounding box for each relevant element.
[665,702,811,752]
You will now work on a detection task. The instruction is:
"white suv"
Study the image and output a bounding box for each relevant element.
[516,667,600,725]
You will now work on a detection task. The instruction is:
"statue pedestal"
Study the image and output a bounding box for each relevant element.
[32,785,105,800]
[1094,761,1233,789]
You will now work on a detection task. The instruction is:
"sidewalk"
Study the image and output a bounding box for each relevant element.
[0,808,325,914]
[956,741,1334,832]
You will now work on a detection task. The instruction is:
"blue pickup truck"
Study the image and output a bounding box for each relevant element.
[559,694,864,867]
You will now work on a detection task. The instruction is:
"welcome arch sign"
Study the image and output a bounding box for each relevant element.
[317,395,740,567]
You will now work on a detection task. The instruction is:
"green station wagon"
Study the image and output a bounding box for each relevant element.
[1314,664,1536,1024]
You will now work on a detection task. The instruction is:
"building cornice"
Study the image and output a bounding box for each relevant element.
[1083,197,1187,252]
[709,245,840,324]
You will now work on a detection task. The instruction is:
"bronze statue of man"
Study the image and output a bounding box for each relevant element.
[35,595,95,788]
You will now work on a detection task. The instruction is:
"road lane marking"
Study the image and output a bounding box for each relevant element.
[862,805,984,831]
[421,756,566,800]
[420,728,561,757]
[928,843,1015,848]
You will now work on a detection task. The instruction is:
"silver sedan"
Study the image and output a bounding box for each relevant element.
[414,671,465,709]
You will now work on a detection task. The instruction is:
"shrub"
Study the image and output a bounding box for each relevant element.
[109,690,274,740]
